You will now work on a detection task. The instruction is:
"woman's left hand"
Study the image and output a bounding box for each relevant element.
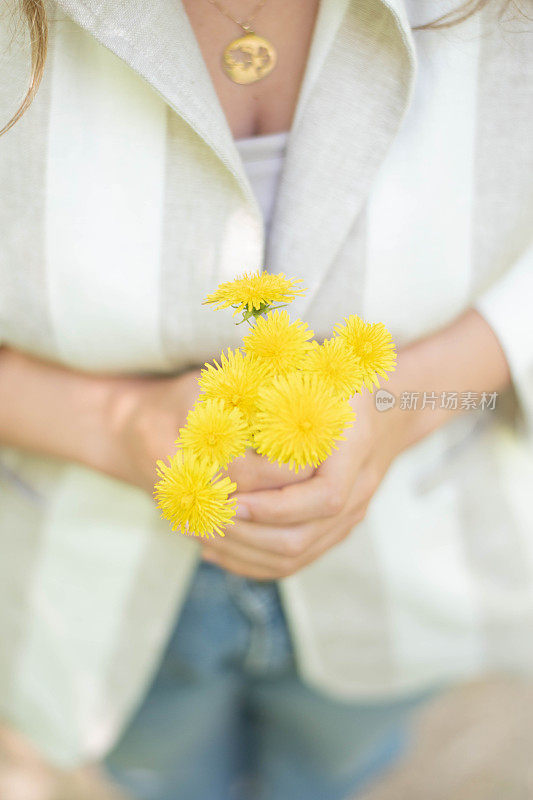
[201,308,512,580]
[200,381,410,580]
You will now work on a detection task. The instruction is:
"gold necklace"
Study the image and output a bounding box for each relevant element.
[205,0,277,84]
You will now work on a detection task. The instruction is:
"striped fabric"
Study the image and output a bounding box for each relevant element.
[0,0,532,768]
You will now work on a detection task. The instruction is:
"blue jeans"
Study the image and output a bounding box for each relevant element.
[103,561,436,800]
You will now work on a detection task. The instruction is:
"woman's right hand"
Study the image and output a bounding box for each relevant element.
[104,368,312,497]
[0,347,310,499]
[103,368,205,494]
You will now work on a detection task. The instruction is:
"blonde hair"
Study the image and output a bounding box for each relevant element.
[1,0,48,136]
[0,0,522,136]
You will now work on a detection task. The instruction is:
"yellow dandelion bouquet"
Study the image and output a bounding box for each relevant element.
[154,271,396,538]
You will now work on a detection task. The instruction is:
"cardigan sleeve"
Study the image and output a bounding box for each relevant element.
[473,242,533,432]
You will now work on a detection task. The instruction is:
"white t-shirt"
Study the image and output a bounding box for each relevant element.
[235,130,289,242]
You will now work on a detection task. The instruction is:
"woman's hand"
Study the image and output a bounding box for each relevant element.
[0,346,312,497]
[200,308,513,580]
[104,369,312,495]
[200,387,406,580]
[103,369,204,494]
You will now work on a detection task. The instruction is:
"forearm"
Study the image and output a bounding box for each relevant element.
[388,307,512,451]
[0,347,115,472]
[0,346,313,497]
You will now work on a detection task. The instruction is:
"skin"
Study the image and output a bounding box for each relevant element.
[172,3,510,578]
[180,0,322,138]
[0,3,512,581]
[199,309,511,579]
[0,309,511,585]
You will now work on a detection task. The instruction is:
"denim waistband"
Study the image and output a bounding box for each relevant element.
[171,559,296,678]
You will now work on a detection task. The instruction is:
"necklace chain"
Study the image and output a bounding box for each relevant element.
[205,0,268,33]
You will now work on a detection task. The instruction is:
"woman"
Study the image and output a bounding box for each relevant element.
[0,0,532,798]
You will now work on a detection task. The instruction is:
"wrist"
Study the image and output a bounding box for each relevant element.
[92,368,204,490]
[76,374,129,476]
[89,374,159,482]
[384,344,452,454]
[384,308,513,454]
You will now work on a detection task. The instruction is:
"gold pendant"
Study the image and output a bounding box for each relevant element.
[222,33,277,84]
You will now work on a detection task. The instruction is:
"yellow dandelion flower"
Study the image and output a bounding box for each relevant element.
[154,452,236,538]
[333,315,396,392]
[198,348,271,425]
[203,270,306,316]
[176,398,248,468]
[242,310,315,376]
[253,372,356,472]
[304,337,364,398]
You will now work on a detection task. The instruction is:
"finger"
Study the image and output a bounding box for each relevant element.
[260,506,367,577]
[204,516,357,579]
[233,472,347,527]
[206,462,373,579]
[287,518,358,571]
[234,434,373,526]
[203,530,295,572]
[210,518,330,559]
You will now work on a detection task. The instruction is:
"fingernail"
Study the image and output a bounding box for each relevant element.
[235,503,251,520]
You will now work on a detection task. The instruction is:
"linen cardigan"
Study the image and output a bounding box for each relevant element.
[0,0,532,768]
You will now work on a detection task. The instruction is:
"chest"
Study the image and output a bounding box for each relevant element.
[0,2,528,373]
[180,0,320,138]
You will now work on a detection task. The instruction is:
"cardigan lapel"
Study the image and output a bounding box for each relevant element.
[52,0,416,298]
[50,0,354,208]
[267,0,417,313]
[51,0,255,202]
